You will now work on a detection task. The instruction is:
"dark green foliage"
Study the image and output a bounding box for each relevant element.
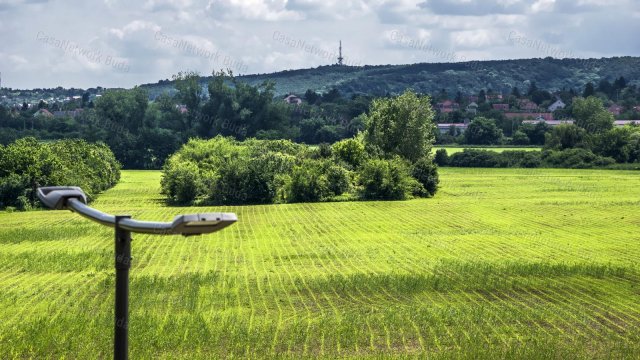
[464,117,503,145]
[519,122,551,146]
[0,173,30,210]
[411,157,439,197]
[446,148,616,169]
[511,131,530,145]
[592,127,634,163]
[447,149,542,168]
[0,137,120,210]
[434,149,449,166]
[358,158,418,201]
[542,149,615,168]
[544,124,587,150]
[448,149,501,167]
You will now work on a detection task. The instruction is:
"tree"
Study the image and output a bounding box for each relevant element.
[597,79,613,98]
[478,90,486,104]
[519,122,550,145]
[332,138,366,168]
[544,124,587,150]
[464,117,503,145]
[512,130,530,145]
[592,127,632,163]
[82,92,90,108]
[583,82,595,98]
[322,88,341,103]
[572,96,614,133]
[363,90,436,162]
[304,89,319,105]
[94,87,148,133]
[527,82,538,96]
[173,71,204,132]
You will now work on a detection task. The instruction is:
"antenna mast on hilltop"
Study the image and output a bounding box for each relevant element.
[337,41,344,66]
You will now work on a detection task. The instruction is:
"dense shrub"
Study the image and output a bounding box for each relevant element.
[445,148,616,169]
[434,149,449,166]
[541,149,615,168]
[162,136,440,205]
[332,138,366,168]
[326,164,351,196]
[161,161,206,205]
[497,151,542,168]
[287,160,332,203]
[447,150,546,168]
[0,137,120,210]
[358,158,418,200]
[448,149,501,167]
[511,131,530,145]
[411,157,439,197]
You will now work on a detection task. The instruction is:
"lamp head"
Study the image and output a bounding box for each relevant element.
[37,186,87,210]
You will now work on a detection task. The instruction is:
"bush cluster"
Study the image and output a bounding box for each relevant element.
[446,149,615,169]
[161,136,440,205]
[0,137,121,210]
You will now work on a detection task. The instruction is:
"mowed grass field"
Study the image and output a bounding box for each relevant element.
[1,168,639,359]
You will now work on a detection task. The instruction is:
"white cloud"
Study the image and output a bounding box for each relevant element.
[206,0,303,21]
[451,29,499,48]
[531,0,555,13]
[0,0,637,88]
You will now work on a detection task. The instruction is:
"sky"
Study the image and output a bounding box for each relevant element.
[1,0,639,89]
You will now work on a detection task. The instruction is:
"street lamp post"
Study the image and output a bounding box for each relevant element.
[37,186,237,360]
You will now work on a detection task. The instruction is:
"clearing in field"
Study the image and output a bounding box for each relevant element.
[0,168,639,358]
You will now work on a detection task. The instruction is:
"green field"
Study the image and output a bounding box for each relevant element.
[1,169,639,359]
[433,147,542,155]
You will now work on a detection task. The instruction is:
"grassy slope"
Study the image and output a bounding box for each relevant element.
[0,169,639,358]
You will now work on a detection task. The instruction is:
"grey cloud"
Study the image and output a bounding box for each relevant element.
[0,0,638,89]
[418,0,527,16]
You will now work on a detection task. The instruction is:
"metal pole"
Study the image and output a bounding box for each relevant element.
[114,216,131,360]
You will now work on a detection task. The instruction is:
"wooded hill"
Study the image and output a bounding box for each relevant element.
[141,57,640,98]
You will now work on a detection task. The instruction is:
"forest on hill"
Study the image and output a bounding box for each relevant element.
[141,57,640,98]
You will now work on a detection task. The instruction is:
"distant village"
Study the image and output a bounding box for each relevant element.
[0,87,104,119]
[432,94,639,134]
[3,79,639,135]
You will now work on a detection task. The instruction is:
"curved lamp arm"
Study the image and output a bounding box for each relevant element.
[37,186,237,236]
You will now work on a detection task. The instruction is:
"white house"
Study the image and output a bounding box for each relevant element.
[548,99,566,112]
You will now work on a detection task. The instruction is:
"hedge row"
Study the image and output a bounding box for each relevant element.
[0,137,121,210]
[161,137,439,205]
[435,148,617,169]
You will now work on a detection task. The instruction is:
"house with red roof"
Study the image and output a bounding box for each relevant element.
[492,103,509,111]
[33,109,53,118]
[608,104,623,116]
[436,100,460,113]
[518,99,539,111]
